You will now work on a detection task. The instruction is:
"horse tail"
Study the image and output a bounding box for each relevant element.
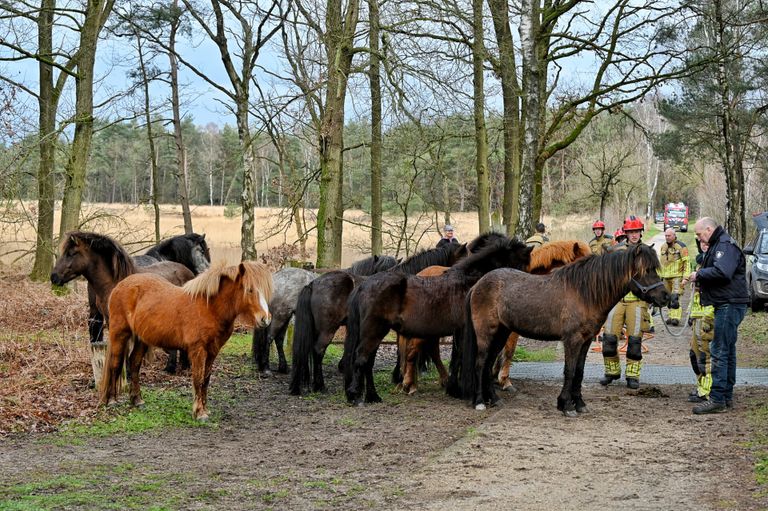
[447,291,477,400]
[459,308,479,401]
[98,333,129,405]
[342,287,364,394]
[289,283,315,395]
[445,293,470,398]
[392,334,405,384]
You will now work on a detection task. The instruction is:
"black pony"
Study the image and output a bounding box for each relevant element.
[348,255,398,275]
[342,236,533,405]
[133,233,211,275]
[451,244,669,416]
[288,241,471,395]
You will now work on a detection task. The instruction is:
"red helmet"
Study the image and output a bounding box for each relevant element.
[622,215,644,232]
[614,228,626,238]
[592,220,606,229]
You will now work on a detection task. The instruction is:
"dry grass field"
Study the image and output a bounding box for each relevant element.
[1,202,593,269]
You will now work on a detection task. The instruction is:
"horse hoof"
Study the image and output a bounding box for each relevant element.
[576,405,589,414]
[132,399,145,408]
[407,387,417,396]
[563,409,579,418]
[196,414,209,422]
[475,403,487,411]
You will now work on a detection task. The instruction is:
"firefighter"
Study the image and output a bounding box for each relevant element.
[588,220,613,255]
[525,223,549,248]
[684,239,715,402]
[599,215,651,389]
[659,228,689,326]
[612,228,627,246]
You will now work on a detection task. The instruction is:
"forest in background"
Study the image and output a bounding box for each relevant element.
[1,0,767,275]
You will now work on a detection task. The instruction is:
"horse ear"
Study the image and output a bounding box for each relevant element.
[373,255,379,262]
[572,242,580,256]
[201,233,206,240]
[238,262,247,278]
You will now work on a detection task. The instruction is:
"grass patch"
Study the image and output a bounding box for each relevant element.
[0,464,190,510]
[220,332,251,357]
[52,388,216,442]
[741,312,768,347]
[513,345,557,362]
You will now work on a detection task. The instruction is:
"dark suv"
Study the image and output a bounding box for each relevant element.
[744,212,768,312]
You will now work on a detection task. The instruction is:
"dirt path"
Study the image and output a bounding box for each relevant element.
[2,333,767,510]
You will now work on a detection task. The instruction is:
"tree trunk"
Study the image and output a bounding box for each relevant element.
[30,0,57,281]
[58,0,115,237]
[237,106,258,260]
[472,0,490,233]
[368,0,382,255]
[169,0,193,234]
[316,0,359,268]
[136,35,161,243]
[516,0,542,239]
[487,0,522,236]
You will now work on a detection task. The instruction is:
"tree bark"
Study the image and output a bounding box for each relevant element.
[368,0,383,255]
[135,34,161,242]
[713,0,746,243]
[316,0,359,268]
[30,0,58,281]
[58,0,116,237]
[169,0,193,234]
[487,0,522,236]
[516,0,542,239]
[472,0,490,233]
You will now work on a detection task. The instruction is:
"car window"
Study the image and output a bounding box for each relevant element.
[759,233,768,254]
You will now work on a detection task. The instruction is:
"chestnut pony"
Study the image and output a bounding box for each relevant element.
[450,244,669,416]
[396,240,591,395]
[101,260,273,420]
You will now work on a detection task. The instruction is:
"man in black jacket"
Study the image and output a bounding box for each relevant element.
[687,217,749,414]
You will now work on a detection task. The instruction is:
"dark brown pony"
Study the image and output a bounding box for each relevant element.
[288,242,470,395]
[451,243,669,416]
[50,231,195,333]
[493,240,592,390]
[396,240,591,395]
[343,236,533,405]
[102,261,273,420]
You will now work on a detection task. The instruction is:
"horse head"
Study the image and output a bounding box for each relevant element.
[51,232,90,285]
[237,262,274,329]
[444,241,469,265]
[188,233,211,274]
[467,231,507,254]
[628,244,670,307]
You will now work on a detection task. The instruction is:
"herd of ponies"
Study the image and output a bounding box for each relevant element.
[50,230,669,420]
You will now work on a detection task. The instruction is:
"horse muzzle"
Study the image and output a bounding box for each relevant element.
[257,313,272,329]
[50,272,66,286]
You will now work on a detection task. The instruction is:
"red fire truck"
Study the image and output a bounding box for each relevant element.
[664,202,689,232]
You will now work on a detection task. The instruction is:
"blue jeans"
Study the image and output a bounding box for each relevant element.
[709,304,747,404]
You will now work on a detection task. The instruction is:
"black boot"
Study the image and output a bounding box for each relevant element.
[626,377,640,390]
[599,374,620,386]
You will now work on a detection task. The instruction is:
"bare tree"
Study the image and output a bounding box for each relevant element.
[178,0,286,260]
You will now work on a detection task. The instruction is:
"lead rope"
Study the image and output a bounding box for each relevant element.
[657,284,695,337]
